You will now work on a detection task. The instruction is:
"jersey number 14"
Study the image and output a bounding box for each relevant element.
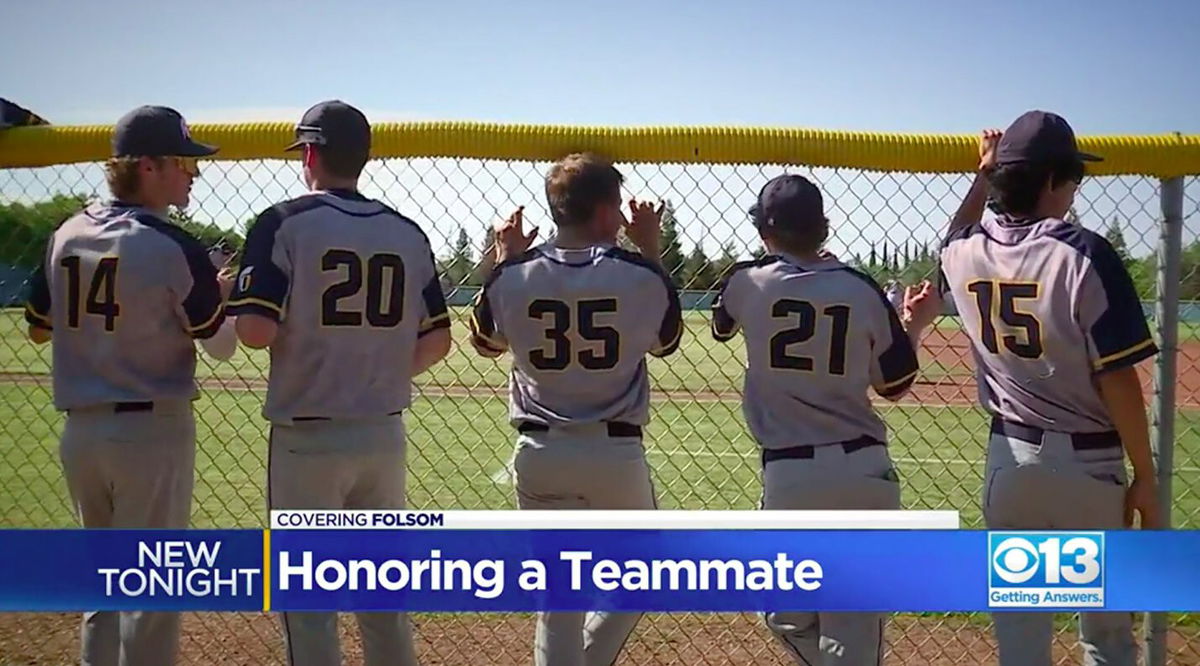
[60,256,120,331]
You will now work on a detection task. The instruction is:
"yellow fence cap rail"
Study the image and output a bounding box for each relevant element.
[2,121,1199,177]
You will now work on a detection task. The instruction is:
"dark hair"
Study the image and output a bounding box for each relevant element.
[315,145,368,180]
[544,153,624,227]
[760,219,829,256]
[986,160,1084,216]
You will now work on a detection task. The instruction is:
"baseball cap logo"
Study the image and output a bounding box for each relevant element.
[180,118,192,140]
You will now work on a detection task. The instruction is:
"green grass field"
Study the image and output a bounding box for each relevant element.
[5,309,1200,387]
[2,308,1199,532]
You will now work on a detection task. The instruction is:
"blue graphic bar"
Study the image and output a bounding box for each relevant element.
[2,529,1200,612]
[0,530,264,611]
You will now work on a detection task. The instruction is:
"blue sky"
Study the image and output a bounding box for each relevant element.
[3,0,1196,259]
[5,0,1198,132]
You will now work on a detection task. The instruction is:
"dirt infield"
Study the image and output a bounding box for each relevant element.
[3,611,1198,665]
[919,330,1200,409]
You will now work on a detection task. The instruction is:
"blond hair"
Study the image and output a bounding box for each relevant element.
[544,152,624,227]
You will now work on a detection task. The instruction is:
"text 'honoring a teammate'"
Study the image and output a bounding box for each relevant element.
[278,549,823,598]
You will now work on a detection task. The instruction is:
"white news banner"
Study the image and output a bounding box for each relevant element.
[269,510,960,530]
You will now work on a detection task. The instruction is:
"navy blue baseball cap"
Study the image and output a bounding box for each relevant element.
[995,111,1102,166]
[112,106,217,158]
[749,174,826,231]
[285,100,371,154]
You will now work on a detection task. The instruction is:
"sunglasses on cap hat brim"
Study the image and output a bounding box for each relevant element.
[284,125,327,151]
[169,156,201,177]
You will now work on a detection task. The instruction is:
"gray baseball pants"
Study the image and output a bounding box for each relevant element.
[268,414,419,666]
[984,419,1134,666]
[60,399,196,666]
[512,421,657,666]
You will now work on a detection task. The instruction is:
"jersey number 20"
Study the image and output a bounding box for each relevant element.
[321,250,405,327]
[59,256,120,331]
[528,298,619,371]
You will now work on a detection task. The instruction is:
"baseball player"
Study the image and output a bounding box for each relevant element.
[711,174,941,666]
[468,152,683,666]
[884,280,904,313]
[940,111,1160,666]
[23,105,236,666]
[226,100,452,666]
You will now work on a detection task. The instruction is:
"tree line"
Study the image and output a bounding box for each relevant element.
[0,194,243,269]
[0,195,1189,302]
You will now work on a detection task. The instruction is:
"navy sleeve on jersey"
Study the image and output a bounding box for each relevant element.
[875,303,919,397]
[178,236,226,339]
[935,263,951,297]
[711,274,739,342]
[23,260,52,331]
[226,208,289,322]
[841,267,918,397]
[418,257,450,338]
[468,267,506,353]
[650,272,683,358]
[1083,240,1158,374]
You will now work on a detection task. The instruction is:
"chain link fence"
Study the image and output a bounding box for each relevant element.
[0,128,1197,664]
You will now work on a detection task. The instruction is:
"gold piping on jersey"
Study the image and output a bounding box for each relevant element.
[1093,338,1156,370]
[225,296,285,315]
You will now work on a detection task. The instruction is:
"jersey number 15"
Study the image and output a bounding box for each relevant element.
[966,280,1043,359]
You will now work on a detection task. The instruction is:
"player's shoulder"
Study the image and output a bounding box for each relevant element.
[484,246,549,289]
[603,247,677,289]
[374,202,434,247]
[242,195,322,243]
[829,266,895,307]
[731,255,783,277]
[1039,219,1117,259]
[714,255,782,293]
[121,209,208,258]
[605,247,659,271]
[941,221,983,250]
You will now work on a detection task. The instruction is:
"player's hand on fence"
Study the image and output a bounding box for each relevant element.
[209,245,235,270]
[902,280,941,332]
[493,206,537,264]
[217,267,236,301]
[625,198,664,258]
[1125,475,1162,529]
[979,129,1002,171]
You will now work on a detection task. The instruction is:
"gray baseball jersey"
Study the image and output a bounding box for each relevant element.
[711,254,918,449]
[939,215,1158,432]
[226,189,449,424]
[24,201,225,410]
[468,243,683,427]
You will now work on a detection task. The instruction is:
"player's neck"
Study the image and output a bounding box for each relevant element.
[554,228,613,249]
[1032,202,1067,220]
[308,177,359,193]
[118,193,170,219]
[788,250,823,263]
